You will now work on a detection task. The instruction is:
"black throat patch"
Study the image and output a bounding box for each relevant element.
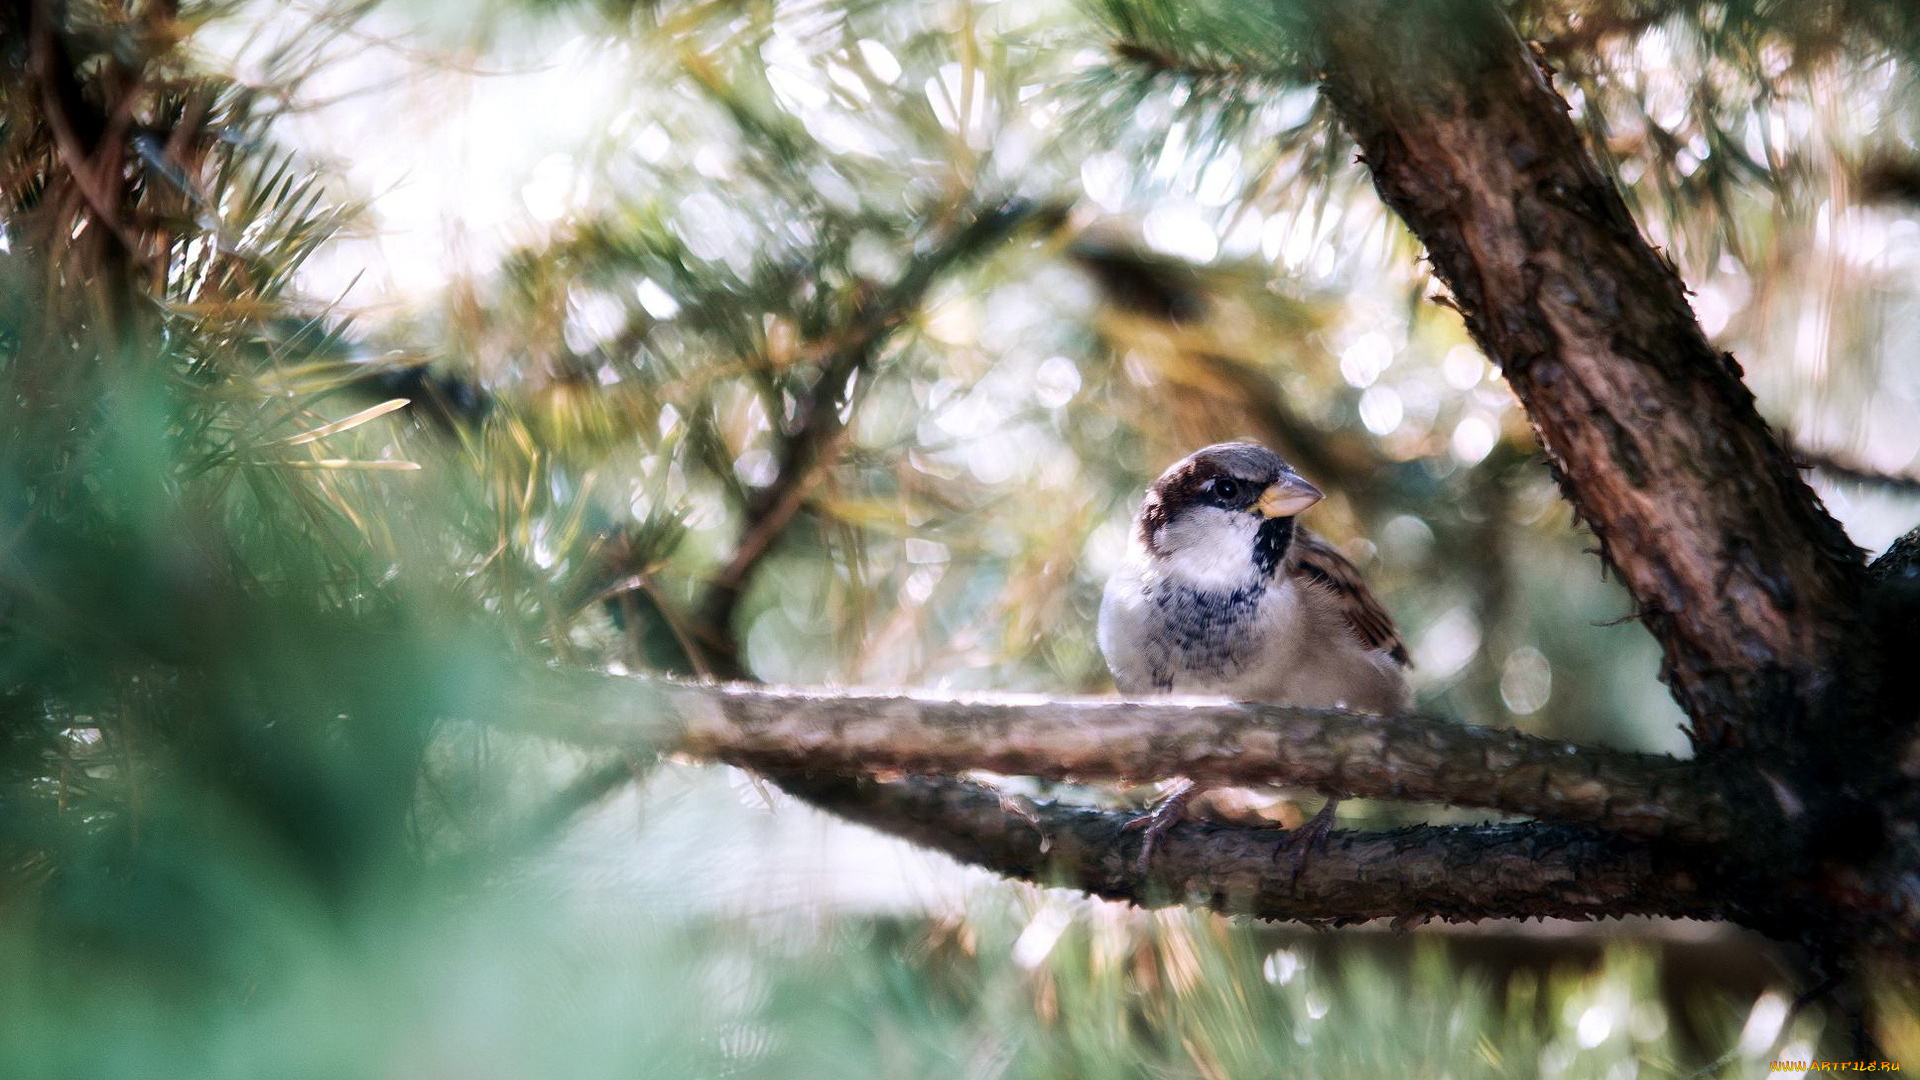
[1252,516,1295,578]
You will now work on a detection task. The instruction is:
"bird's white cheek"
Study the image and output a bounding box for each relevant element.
[1152,510,1263,590]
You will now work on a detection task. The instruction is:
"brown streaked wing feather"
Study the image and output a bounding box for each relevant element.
[1289,529,1410,666]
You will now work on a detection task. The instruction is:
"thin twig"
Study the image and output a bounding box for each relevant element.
[1790,440,1920,495]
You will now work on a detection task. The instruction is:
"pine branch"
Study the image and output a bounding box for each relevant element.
[769,770,1726,925]
[577,682,1729,844]
[688,198,1059,678]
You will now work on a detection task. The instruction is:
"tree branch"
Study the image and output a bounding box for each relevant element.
[547,678,1729,844]
[689,198,1058,678]
[1870,526,1920,765]
[1871,526,1920,583]
[1310,0,1868,754]
[770,770,1726,925]
[1790,441,1920,496]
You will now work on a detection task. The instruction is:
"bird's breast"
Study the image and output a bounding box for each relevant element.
[1099,564,1289,694]
[1100,551,1411,712]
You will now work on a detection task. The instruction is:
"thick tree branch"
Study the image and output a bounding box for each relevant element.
[771,771,1726,925]
[1871,525,1920,773]
[585,682,1727,843]
[1311,0,1868,754]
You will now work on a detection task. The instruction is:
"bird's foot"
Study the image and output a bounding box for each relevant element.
[1275,798,1341,886]
[1123,777,1197,876]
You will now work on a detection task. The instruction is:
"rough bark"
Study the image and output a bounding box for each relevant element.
[536,671,1732,923]
[1312,0,1868,757]
[1872,526,1920,585]
[773,770,1726,925]
[1870,528,1920,938]
[610,682,1726,843]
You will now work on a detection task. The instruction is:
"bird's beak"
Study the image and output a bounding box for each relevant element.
[1254,474,1324,518]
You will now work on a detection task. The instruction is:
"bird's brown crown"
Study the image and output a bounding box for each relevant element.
[1136,442,1295,552]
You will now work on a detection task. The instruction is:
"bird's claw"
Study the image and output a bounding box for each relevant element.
[1124,777,1197,876]
[1275,798,1341,886]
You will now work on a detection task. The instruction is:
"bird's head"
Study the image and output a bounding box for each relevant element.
[1134,442,1324,589]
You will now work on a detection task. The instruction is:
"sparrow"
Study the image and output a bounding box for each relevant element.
[1098,442,1411,866]
[1100,442,1409,710]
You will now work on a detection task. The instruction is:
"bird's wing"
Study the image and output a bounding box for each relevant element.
[1289,529,1410,666]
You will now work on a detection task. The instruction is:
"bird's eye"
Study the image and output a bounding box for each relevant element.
[1212,478,1242,503]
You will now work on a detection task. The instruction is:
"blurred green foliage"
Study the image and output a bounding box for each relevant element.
[3,0,1919,1073]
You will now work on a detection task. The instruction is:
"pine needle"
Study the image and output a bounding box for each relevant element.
[279,458,423,470]
[275,398,412,446]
